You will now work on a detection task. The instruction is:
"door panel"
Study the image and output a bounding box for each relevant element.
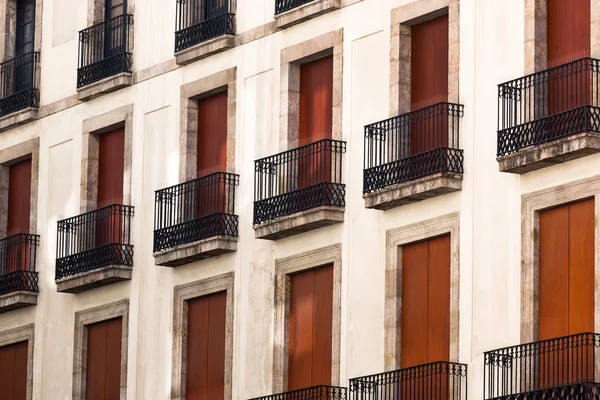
[0,340,28,400]
[197,91,228,217]
[539,199,595,388]
[410,14,449,157]
[288,264,334,390]
[427,235,451,363]
[86,318,122,400]
[186,291,227,400]
[105,318,123,399]
[7,159,32,236]
[299,55,333,189]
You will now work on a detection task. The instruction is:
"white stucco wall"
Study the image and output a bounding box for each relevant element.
[2,0,598,398]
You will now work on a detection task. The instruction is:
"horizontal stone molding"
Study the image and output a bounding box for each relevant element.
[498,132,600,174]
[56,265,133,294]
[0,291,37,313]
[77,72,133,101]
[154,235,238,267]
[254,206,344,240]
[275,0,341,29]
[364,172,463,210]
[175,35,235,65]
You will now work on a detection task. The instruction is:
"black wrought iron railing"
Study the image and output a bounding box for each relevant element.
[175,0,235,53]
[56,204,134,280]
[0,233,39,296]
[363,102,464,194]
[484,332,600,399]
[254,139,346,225]
[249,385,348,400]
[154,172,239,253]
[497,57,600,156]
[0,52,40,118]
[350,361,468,400]
[77,14,133,88]
[275,0,315,14]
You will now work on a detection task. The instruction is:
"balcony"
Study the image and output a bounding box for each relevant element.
[497,58,600,173]
[77,14,134,100]
[249,385,347,400]
[274,0,341,29]
[0,52,40,130]
[153,172,239,267]
[484,332,600,399]
[253,139,346,240]
[55,204,134,293]
[350,361,468,400]
[363,102,464,210]
[174,0,235,65]
[0,234,39,313]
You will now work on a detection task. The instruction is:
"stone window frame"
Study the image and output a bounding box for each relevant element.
[524,0,600,74]
[0,324,34,400]
[88,0,135,25]
[179,67,237,182]
[384,213,460,370]
[171,272,235,400]
[0,137,39,238]
[279,29,343,150]
[272,244,342,393]
[80,104,133,213]
[72,299,129,400]
[0,0,44,62]
[521,177,600,345]
[389,0,460,119]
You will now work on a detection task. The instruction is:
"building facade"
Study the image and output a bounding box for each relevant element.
[0,0,599,399]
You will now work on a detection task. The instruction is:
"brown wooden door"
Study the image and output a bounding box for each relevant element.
[97,127,125,247]
[6,159,32,276]
[0,341,28,400]
[410,14,449,156]
[539,199,594,387]
[288,264,334,391]
[186,290,227,400]
[299,55,333,189]
[86,318,122,400]
[197,91,228,217]
[401,235,451,398]
[547,0,590,116]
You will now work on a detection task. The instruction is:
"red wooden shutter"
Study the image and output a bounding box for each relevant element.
[0,341,28,400]
[288,264,334,390]
[186,290,227,400]
[7,159,32,236]
[98,127,125,209]
[197,91,228,217]
[85,318,123,400]
[299,55,333,188]
[410,14,449,155]
[539,199,594,387]
[401,235,451,367]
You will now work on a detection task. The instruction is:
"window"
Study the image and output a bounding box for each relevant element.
[0,340,28,400]
[7,159,32,236]
[85,318,123,400]
[288,264,333,390]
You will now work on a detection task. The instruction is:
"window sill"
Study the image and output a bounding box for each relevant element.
[497,131,600,174]
[0,107,38,133]
[77,72,133,101]
[253,205,344,240]
[56,265,132,294]
[154,235,237,267]
[363,172,463,211]
[0,291,37,313]
[275,0,341,29]
[175,34,235,66]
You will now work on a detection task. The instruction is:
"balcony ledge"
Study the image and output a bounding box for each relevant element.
[154,235,237,267]
[254,205,344,240]
[175,34,235,65]
[0,107,38,133]
[364,172,463,210]
[0,291,37,313]
[56,265,132,294]
[77,72,133,101]
[275,0,341,29]
[498,131,600,174]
